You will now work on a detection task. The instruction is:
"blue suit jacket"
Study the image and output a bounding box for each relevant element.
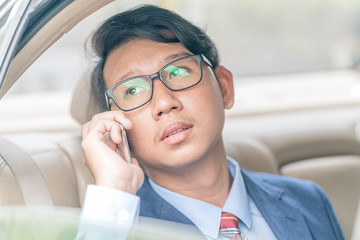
[137,170,345,240]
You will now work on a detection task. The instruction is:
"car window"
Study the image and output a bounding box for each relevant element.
[0,0,31,89]
[1,0,360,133]
[8,0,360,93]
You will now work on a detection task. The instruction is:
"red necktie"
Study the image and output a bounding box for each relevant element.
[219,212,243,240]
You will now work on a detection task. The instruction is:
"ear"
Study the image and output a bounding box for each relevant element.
[214,66,234,109]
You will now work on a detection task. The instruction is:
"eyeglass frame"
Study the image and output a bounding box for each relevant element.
[104,54,213,111]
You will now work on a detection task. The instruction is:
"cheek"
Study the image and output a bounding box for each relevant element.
[126,112,154,154]
[196,78,225,112]
[195,79,226,128]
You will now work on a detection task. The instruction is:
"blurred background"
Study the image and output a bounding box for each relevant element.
[1,0,360,132]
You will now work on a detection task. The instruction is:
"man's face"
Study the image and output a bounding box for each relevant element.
[103,38,234,175]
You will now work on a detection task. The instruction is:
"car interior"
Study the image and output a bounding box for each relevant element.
[0,0,359,239]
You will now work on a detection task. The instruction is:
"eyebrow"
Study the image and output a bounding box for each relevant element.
[117,51,193,83]
[162,51,192,64]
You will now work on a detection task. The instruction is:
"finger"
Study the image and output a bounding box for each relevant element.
[81,121,91,139]
[91,111,133,130]
[87,119,122,142]
[110,124,122,144]
[113,112,133,130]
[130,158,145,189]
[131,158,141,167]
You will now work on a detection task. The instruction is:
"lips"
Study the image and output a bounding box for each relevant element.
[161,122,192,142]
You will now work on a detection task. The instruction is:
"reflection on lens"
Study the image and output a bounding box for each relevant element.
[113,78,151,110]
[162,57,201,90]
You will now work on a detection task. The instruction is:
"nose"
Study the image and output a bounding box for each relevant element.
[151,78,183,120]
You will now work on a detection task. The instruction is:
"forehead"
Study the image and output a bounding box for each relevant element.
[103,38,192,87]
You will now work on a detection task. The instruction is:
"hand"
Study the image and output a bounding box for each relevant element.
[81,111,144,194]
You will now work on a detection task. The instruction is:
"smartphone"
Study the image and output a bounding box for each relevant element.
[119,124,132,164]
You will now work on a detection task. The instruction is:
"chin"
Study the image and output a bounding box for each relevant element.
[141,148,205,172]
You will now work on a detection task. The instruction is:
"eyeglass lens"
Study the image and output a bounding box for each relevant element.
[112,56,202,110]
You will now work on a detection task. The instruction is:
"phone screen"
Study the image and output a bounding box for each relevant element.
[119,124,132,164]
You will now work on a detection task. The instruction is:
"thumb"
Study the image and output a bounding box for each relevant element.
[130,158,145,189]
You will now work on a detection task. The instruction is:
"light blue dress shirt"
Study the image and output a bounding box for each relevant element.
[149,157,277,240]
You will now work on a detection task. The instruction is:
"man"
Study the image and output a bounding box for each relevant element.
[79,5,344,240]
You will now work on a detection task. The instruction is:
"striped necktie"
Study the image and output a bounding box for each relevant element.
[219,212,243,240]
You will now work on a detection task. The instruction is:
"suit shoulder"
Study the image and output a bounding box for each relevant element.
[242,170,344,239]
[242,170,324,199]
[242,170,315,186]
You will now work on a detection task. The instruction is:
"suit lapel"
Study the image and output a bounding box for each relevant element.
[137,177,195,225]
[137,177,206,238]
[242,171,313,240]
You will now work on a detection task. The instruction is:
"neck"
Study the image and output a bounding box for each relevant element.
[146,137,231,207]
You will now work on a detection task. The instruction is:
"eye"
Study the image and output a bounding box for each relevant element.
[170,67,189,77]
[165,65,191,79]
[170,67,182,77]
[124,85,147,98]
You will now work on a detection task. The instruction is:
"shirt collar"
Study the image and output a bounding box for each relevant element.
[148,157,251,239]
[223,157,252,229]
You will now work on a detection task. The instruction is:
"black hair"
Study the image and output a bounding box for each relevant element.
[90,4,219,110]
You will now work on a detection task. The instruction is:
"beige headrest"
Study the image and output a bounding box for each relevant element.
[70,71,102,124]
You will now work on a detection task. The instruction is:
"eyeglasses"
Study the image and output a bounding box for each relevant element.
[105,54,212,111]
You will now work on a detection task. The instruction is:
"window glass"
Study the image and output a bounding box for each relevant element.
[7,0,360,95]
[0,0,359,134]
[0,0,30,86]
